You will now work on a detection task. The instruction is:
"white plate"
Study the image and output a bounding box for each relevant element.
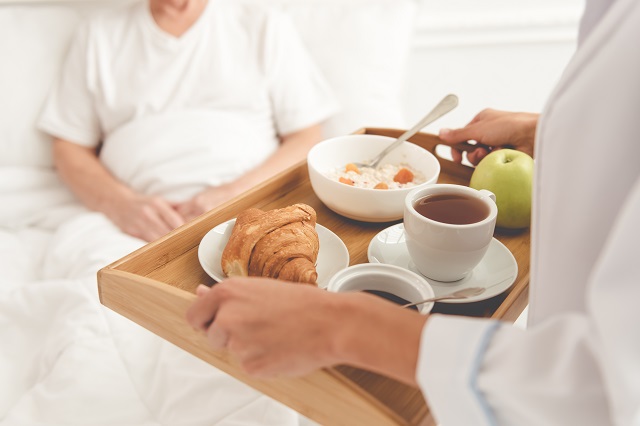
[198,218,350,289]
[367,223,518,303]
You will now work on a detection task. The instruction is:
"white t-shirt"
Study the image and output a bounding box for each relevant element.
[417,0,640,425]
[38,0,339,198]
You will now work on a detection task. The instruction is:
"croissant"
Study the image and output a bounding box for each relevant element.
[221,204,319,285]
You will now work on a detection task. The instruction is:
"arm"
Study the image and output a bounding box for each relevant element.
[53,138,184,241]
[175,124,323,221]
[39,22,183,241]
[438,109,539,165]
[186,278,427,385]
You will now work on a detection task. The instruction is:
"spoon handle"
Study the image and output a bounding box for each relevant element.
[402,286,486,308]
[402,293,464,308]
[369,94,458,167]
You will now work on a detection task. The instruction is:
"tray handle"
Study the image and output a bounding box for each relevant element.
[357,127,475,182]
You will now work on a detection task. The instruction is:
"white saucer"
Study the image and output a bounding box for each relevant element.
[198,218,350,289]
[367,223,518,303]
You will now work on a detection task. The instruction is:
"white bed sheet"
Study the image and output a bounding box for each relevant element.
[0,166,299,426]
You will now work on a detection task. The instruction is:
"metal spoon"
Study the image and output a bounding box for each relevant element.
[402,286,486,308]
[353,94,459,169]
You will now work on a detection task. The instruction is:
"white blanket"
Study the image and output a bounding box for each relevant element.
[0,127,298,425]
[0,167,82,231]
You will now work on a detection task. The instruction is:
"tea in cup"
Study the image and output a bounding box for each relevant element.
[403,184,497,282]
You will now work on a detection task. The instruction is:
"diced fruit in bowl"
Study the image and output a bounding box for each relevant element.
[393,168,414,184]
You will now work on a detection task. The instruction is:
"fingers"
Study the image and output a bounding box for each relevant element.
[448,141,491,165]
[186,284,224,331]
[450,147,463,163]
[196,283,210,297]
[127,198,182,241]
[440,126,478,164]
[182,209,201,223]
[136,210,173,241]
[448,145,491,166]
[206,323,229,350]
[153,198,186,229]
[173,199,205,222]
[467,147,491,165]
[188,284,231,350]
[438,125,478,145]
[173,202,189,218]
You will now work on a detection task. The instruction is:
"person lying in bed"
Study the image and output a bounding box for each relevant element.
[38,0,338,242]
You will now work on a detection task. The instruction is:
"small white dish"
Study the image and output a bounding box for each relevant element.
[327,263,435,314]
[198,218,350,289]
[367,223,518,303]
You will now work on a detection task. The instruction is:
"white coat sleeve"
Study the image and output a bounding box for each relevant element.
[417,177,640,426]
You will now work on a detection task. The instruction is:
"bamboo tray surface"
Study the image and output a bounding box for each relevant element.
[98,128,530,426]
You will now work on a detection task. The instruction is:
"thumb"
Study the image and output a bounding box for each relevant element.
[438,126,477,145]
[196,284,211,297]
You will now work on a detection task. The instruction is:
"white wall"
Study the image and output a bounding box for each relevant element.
[401,0,585,133]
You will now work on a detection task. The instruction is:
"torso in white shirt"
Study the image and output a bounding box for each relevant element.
[38,0,338,199]
[91,1,277,141]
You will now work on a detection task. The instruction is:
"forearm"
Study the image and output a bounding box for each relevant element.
[53,138,135,216]
[331,293,428,386]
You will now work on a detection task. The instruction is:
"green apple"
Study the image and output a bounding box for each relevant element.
[470,149,534,229]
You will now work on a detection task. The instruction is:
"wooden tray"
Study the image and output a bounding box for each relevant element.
[98,128,530,426]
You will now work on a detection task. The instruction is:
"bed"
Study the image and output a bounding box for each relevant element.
[0,0,419,424]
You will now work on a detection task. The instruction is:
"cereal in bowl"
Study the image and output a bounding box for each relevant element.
[329,163,425,189]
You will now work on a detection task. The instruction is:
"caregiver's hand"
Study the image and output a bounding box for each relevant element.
[186,278,427,384]
[108,193,185,242]
[438,108,539,165]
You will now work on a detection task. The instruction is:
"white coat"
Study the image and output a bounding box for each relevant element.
[417,0,640,424]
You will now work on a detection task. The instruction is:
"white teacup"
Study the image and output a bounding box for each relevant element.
[404,184,497,282]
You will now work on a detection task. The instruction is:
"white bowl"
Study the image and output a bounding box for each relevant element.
[307,134,441,222]
[327,263,435,314]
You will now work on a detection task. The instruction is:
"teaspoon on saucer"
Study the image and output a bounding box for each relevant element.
[402,286,486,308]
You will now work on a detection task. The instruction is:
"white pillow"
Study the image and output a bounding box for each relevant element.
[0,4,76,168]
[0,1,127,168]
[0,0,417,168]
